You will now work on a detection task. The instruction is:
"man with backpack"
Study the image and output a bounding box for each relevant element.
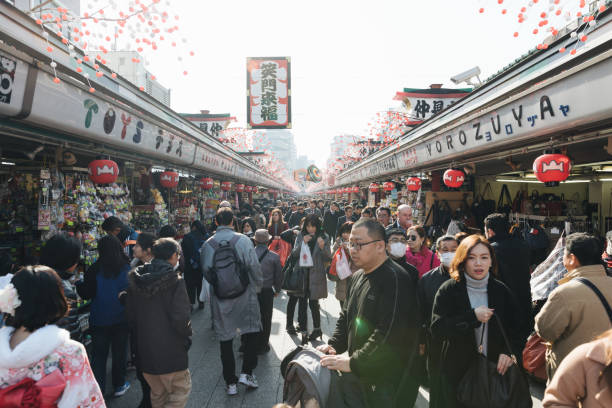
[181,220,209,310]
[201,207,263,396]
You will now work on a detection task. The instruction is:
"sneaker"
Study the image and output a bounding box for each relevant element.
[238,373,259,388]
[226,383,238,396]
[114,381,131,397]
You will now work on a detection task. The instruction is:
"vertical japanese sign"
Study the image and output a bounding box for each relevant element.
[247,57,291,129]
[393,88,471,123]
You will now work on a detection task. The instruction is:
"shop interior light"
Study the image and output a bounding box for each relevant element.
[1,161,16,166]
[496,178,541,183]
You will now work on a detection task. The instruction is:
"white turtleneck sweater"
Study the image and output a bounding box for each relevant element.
[465,272,489,356]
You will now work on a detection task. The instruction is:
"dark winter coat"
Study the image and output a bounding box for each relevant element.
[77,261,129,327]
[181,229,207,276]
[322,210,341,239]
[489,235,534,339]
[328,258,420,403]
[288,211,306,229]
[126,259,192,375]
[430,276,525,408]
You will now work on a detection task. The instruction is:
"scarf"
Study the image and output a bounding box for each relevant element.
[465,273,489,355]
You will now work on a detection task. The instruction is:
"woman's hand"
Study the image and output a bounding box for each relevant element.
[474,306,494,323]
[497,354,514,375]
[317,237,325,249]
[303,235,312,243]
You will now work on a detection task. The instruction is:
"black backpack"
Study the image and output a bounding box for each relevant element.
[208,235,250,299]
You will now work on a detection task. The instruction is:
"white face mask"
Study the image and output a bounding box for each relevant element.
[173,261,180,271]
[439,252,455,267]
[389,242,407,258]
[607,241,612,256]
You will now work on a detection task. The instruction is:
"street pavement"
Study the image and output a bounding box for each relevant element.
[105,281,545,407]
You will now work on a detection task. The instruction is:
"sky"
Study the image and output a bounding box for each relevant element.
[140,0,567,167]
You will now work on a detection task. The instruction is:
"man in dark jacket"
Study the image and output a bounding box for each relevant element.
[323,202,341,241]
[126,238,192,408]
[181,220,208,309]
[318,219,419,407]
[417,235,458,392]
[336,205,358,232]
[288,202,306,228]
[254,229,283,353]
[484,213,533,339]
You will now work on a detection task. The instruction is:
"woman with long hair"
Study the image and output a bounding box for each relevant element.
[430,235,524,408]
[289,214,331,341]
[543,328,612,407]
[268,208,289,239]
[77,234,131,397]
[240,217,257,238]
[406,225,440,278]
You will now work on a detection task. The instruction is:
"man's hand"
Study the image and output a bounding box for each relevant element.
[316,344,336,355]
[320,355,351,372]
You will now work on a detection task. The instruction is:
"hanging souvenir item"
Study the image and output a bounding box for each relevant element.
[88,159,119,184]
[443,169,465,188]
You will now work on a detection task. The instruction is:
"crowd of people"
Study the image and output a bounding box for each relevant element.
[1,197,612,408]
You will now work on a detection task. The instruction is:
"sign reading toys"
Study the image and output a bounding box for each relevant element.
[247,57,291,129]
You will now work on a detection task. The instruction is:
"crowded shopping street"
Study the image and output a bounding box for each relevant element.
[2,0,612,407]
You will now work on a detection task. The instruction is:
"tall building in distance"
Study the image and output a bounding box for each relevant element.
[252,129,298,178]
[103,51,172,107]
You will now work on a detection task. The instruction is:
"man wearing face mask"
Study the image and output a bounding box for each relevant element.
[386,228,419,284]
[417,236,458,391]
[126,238,193,407]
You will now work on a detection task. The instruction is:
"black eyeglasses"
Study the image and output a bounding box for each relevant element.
[407,235,419,241]
[347,239,383,251]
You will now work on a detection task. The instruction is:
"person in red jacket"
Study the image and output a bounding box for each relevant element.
[268,208,289,239]
[405,225,440,278]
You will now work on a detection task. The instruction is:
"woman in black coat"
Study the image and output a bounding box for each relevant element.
[430,234,525,408]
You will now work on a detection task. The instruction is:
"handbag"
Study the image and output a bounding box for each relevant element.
[472,183,496,229]
[497,184,513,216]
[281,254,305,296]
[457,314,532,408]
[522,333,547,382]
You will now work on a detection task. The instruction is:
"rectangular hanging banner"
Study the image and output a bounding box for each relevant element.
[247,57,291,129]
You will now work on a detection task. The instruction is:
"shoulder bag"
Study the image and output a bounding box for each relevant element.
[457,314,532,408]
[575,278,612,324]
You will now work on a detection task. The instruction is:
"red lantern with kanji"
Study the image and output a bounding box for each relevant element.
[252,186,258,194]
[88,159,118,184]
[352,186,360,194]
[533,152,571,186]
[235,183,245,193]
[200,177,213,190]
[443,169,465,188]
[406,177,421,192]
[245,185,253,193]
[383,181,395,192]
[160,170,179,188]
[221,181,232,191]
[368,183,379,193]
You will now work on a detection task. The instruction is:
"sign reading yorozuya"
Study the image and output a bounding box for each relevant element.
[423,94,570,159]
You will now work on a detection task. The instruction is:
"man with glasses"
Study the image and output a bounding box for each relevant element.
[386,228,418,284]
[376,206,392,228]
[318,218,420,407]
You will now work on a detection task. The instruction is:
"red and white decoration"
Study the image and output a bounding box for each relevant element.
[235,183,245,193]
[406,177,421,192]
[160,171,179,188]
[88,159,118,184]
[383,181,395,192]
[220,181,232,191]
[443,169,465,188]
[368,183,380,193]
[533,153,571,186]
[200,177,213,190]
[245,185,253,193]
[351,186,360,194]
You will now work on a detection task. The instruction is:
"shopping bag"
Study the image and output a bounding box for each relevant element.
[530,232,566,301]
[335,249,352,280]
[522,333,547,382]
[299,240,314,267]
[269,238,291,267]
[199,278,210,304]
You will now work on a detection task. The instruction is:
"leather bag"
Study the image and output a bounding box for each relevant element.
[522,333,547,382]
[281,254,305,297]
[457,315,532,408]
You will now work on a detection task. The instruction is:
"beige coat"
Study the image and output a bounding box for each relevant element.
[535,265,612,380]
[543,337,612,408]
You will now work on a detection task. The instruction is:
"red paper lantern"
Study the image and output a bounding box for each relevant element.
[88,159,118,184]
[252,186,258,193]
[368,183,379,193]
[533,153,571,186]
[245,185,253,193]
[160,170,179,188]
[383,181,395,192]
[443,169,465,188]
[221,181,232,191]
[406,177,421,192]
[200,177,213,190]
[235,183,245,193]
[352,186,360,193]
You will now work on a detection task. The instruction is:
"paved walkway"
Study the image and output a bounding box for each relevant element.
[105,281,545,407]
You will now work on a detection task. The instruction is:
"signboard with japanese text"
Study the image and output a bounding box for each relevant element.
[393,88,471,123]
[247,57,291,129]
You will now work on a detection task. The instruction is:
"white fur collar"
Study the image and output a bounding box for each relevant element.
[0,325,70,369]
